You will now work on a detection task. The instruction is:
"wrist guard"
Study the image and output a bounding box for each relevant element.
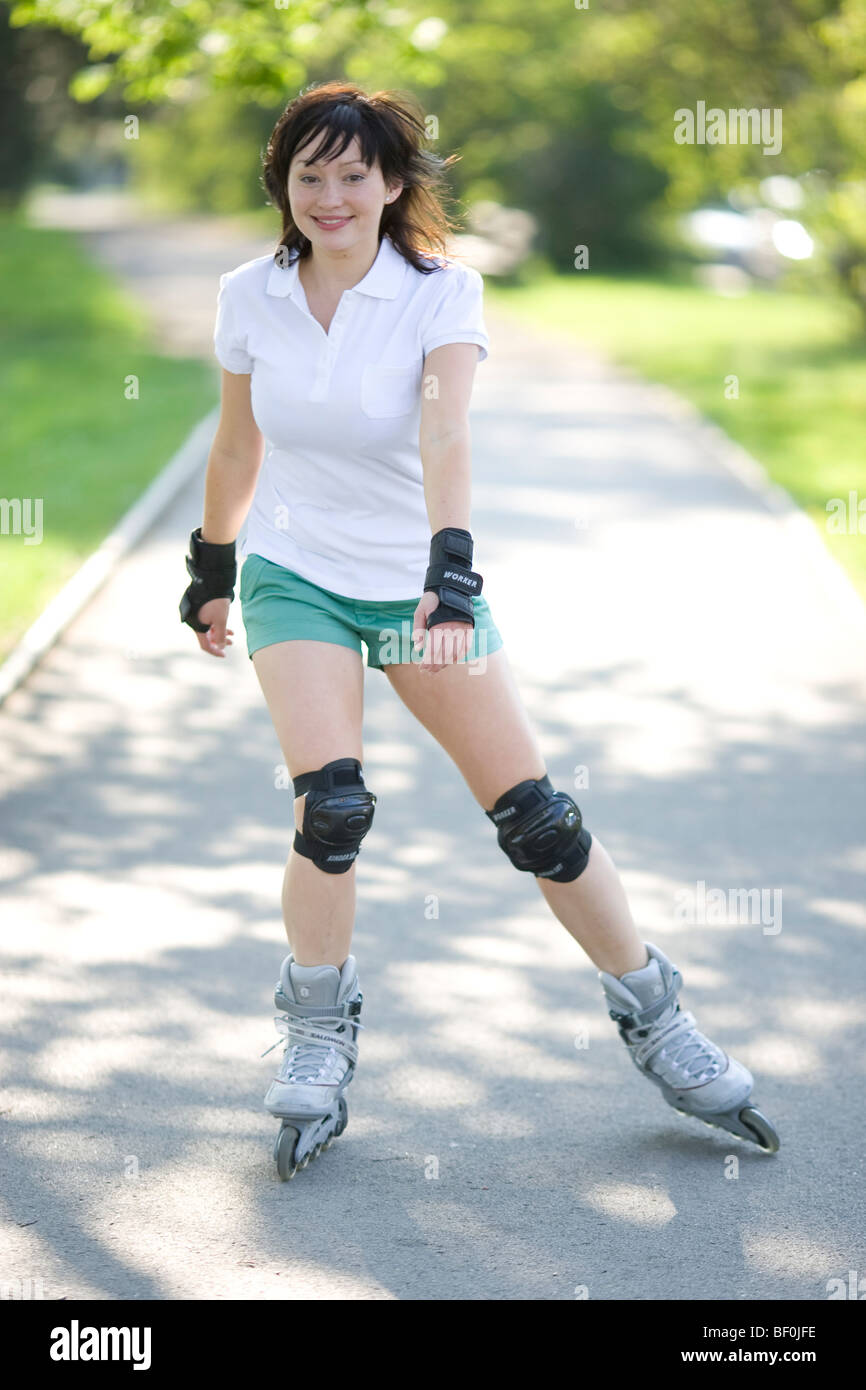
[423,527,483,629]
[179,527,237,633]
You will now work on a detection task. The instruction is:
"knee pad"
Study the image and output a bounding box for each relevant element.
[292,757,376,874]
[485,773,592,882]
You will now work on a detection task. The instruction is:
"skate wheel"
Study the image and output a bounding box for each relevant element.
[275,1124,301,1181]
[738,1106,780,1154]
[335,1096,349,1136]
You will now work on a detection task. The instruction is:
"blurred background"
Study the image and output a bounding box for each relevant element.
[1,0,864,664]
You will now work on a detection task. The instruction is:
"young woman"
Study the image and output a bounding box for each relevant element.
[179,80,779,1178]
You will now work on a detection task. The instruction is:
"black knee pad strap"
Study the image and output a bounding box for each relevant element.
[292,758,376,874]
[485,773,591,882]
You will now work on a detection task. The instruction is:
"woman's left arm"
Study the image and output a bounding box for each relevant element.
[418,341,480,533]
[414,342,483,672]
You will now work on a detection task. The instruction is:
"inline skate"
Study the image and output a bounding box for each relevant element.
[261,953,364,1180]
[598,942,779,1152]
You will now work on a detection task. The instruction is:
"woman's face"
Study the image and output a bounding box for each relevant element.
[288,133,402,249]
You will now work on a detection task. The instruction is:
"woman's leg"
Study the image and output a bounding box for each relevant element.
[251,639,366,968]
[383,647,648,977]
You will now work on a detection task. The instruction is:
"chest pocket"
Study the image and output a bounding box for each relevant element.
[361,363,421,418]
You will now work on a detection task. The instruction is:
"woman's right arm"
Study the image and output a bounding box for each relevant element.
[201,369,266,544]
[183,370,265,658]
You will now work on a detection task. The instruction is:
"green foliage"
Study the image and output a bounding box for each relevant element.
[9,0,866,305]
[0,4,37,204]
[129,88,277,213]
[567,1,866,313]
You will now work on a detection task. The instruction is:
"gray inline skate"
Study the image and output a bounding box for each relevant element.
[261,953,364,1180]
[598,942,779,1153]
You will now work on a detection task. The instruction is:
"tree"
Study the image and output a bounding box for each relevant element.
[9,0,866,315]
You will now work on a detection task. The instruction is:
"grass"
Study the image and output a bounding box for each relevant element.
[0,214,218,665]
[484,269,866,598]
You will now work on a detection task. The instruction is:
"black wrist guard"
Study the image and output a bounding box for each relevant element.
[423,527,483,629]
[179,527,237,633]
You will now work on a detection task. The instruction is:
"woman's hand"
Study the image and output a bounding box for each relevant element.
[412,590,473,674]
[192,597,234,658]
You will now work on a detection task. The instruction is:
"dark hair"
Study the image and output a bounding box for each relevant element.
[261,80,462,274]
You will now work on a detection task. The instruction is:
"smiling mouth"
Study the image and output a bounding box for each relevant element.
[313,216,353,226]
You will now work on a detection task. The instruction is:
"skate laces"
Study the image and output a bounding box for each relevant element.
[629,1008,724,1084]
[260,1008,364,1085]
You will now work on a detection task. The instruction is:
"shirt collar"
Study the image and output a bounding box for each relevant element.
[265,233,407,302]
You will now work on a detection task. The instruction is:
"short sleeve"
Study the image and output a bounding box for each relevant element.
[420,265,489,363]
[213,272,254,374]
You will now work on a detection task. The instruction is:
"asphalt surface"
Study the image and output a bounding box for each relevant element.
[1,196,865,1300]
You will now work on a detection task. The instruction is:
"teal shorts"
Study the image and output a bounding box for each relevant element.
[239,552,504,671]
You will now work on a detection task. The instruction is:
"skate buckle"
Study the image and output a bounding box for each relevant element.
[608,1008,637,1044]
[608,1007,634,1025]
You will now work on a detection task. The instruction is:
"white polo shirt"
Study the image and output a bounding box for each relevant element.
[213,232,489,600]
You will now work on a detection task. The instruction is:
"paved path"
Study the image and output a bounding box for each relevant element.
[1,197,865,1300]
